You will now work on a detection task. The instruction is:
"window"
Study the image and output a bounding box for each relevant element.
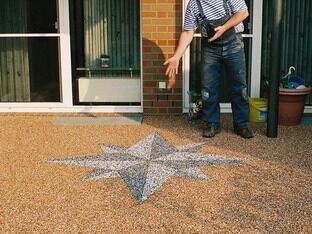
[0,0,61,103]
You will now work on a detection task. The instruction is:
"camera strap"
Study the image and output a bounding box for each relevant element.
[195,0,206,19]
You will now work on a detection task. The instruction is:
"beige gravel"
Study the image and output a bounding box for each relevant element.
[0,114,311,233]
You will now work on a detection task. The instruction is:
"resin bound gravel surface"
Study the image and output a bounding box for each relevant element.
[0,114,311,233]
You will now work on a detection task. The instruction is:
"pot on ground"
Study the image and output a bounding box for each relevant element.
[278,87,312,126]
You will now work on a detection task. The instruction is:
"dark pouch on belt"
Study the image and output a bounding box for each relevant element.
[202,18,216,38]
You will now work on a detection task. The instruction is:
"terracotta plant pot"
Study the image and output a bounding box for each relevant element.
[278,87,312,126]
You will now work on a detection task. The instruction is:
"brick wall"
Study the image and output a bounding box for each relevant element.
[142,0,183,115]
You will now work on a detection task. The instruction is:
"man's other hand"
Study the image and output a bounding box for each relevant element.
[164,56,179,78]
[208,26,226,42]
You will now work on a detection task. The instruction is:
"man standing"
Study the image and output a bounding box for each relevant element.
[164,0,254,138]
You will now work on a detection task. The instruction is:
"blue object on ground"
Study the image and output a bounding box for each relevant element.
[289,76,304,85]
[301,117,312,125]
[288,82,300,89]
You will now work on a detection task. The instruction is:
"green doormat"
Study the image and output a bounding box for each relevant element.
[53,116,143,125]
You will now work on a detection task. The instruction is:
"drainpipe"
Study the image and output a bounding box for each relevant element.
[267,0,283,138]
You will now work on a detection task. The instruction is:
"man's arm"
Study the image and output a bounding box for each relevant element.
[209,9,249,42]
[164,30,195,80]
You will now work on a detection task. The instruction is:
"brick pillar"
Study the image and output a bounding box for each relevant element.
[142,0,183,115]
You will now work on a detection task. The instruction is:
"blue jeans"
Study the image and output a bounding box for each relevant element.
[201,33,249,129]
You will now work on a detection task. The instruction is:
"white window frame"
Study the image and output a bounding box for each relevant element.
[0,0,143,113]
[182,0,263,113]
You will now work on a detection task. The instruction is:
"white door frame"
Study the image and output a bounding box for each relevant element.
[182,0,263,113]
[0,0,143,113]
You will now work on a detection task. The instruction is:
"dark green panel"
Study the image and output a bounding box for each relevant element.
[261,0,312,104]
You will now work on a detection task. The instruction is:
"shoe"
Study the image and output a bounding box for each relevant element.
[203,126,221,138]
[234,128,254,139]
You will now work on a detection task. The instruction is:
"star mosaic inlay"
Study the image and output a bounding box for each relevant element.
[48,132,248,202]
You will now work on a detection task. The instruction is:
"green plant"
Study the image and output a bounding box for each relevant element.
[100,54,110,58]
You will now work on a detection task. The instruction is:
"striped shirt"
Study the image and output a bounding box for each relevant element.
[183,0,248,36]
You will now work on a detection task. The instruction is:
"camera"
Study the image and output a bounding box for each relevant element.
[202,18,216,38]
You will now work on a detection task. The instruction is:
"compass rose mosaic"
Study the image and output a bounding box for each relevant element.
[48,132,248,202]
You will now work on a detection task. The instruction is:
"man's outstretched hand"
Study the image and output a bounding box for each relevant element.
[163,30,195,88]
[164,57,179,77]
[164,56,179,88]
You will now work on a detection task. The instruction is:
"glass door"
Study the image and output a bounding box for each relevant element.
[0,0,74,111]
[183,0,263,112]
[69,0,141,106]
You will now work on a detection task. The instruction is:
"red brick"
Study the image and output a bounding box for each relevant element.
[157,95,168,101]
[157,40,167,46]
[153,101,171,107]
[168,107,182,114]
[144,108,158,114]
[142,12,157,18]
[143,47,152,53]
[143,26,157,32]
[157,12,167,17]
[168,95,182,101]
[142,0,156,3]
[157,26,168,32]
[172,101,183,107]
[143,88,155,94]
[168,40,178,46]
[168,26,180,32]
[143,60,152,66]
[144,95,157,100]
[158,108,168,113]
[143,101,153,107]
[144,81,157,87]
